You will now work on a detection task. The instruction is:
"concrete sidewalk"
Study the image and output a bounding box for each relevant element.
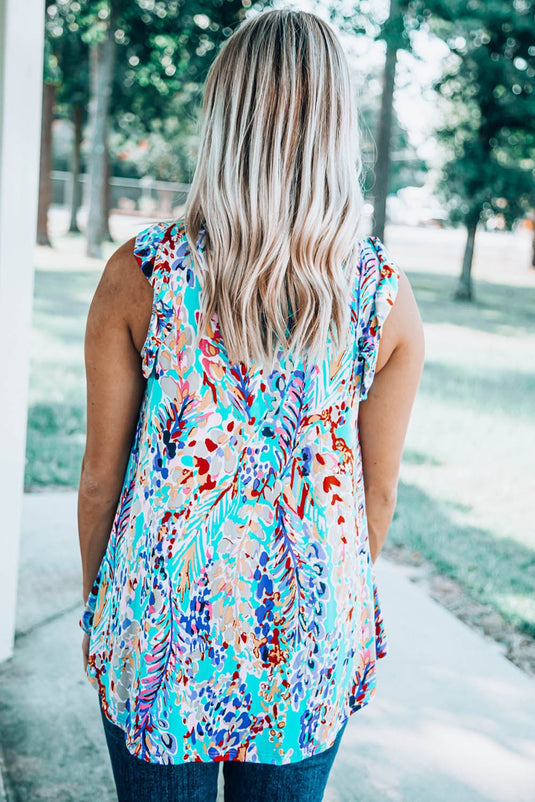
[1,492,534,801]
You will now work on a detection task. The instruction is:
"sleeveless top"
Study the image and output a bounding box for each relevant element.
[80,218,400,765]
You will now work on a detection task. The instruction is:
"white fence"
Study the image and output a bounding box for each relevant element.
[51,170,191,215]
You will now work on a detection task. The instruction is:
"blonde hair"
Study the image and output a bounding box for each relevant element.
[184,8,364,370]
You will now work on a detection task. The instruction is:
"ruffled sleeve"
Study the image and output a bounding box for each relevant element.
[356,236,400,401]
[133,221,176,379]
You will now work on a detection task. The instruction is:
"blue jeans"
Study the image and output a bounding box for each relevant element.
[99,696,347,801]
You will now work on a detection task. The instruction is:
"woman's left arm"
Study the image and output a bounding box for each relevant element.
[78,237,152,605]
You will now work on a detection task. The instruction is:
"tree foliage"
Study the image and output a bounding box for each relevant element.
[432,0,535,230]
[427,0,535,297]
[46,0,259,144]
[329,0,435,239]
[330,0,535,297]
[42,0,264,249]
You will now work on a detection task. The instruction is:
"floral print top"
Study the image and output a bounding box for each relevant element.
[80,218,400,765]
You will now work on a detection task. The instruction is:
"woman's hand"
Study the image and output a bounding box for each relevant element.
[82,632,90,673]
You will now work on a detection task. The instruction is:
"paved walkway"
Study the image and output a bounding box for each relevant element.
[1,492,534,801]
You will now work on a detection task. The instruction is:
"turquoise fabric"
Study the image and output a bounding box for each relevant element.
[80,218,400,765]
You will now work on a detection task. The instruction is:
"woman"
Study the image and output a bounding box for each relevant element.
[78,8,424,802]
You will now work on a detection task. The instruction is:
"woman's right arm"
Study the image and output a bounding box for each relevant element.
[358,267,425,563]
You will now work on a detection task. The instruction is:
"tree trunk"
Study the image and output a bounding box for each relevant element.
[68,103,83,233]
[86,13,116,258]
[454,217,478,301]
[102,143,114,242]
[372,0,400,243]
[36,82,56,247]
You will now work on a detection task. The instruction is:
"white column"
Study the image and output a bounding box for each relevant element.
[0,0,45,661]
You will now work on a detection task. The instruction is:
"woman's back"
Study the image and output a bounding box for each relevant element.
[78,9,424,789]
[82,218,401,764]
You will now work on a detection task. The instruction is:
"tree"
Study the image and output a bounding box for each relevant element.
[53,17,90,234]
[37,81,56,247]
[82,0,260,256]
[356,71,427,196]
[44,0,268,254]
[85,1,119,258]
[37,31,61,246]
[330,0,429,241]
[372,0,406,240]
[432,0,535,300]
[44,0,90,238]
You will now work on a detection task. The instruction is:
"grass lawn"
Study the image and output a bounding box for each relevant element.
[26,212,146,487]
[26,215,535,638]
[386,224,535,638]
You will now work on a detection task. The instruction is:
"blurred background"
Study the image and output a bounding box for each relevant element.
[33,0,535,644]
[1,0,535,800]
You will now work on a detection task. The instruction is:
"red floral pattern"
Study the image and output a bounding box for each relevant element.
[80,219,400,765]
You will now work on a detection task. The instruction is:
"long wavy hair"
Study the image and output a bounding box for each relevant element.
[184,8,364,370]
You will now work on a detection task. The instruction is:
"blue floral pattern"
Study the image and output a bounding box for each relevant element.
[80,219,400,765]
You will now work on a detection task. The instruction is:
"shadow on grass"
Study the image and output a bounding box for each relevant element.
[392,478,535,638]
[35,266,535,343]
[402,448,442,467]
[32,270,99,343]
[25,402,85,490]
[417,359,535,419]
[409,270,535,334]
